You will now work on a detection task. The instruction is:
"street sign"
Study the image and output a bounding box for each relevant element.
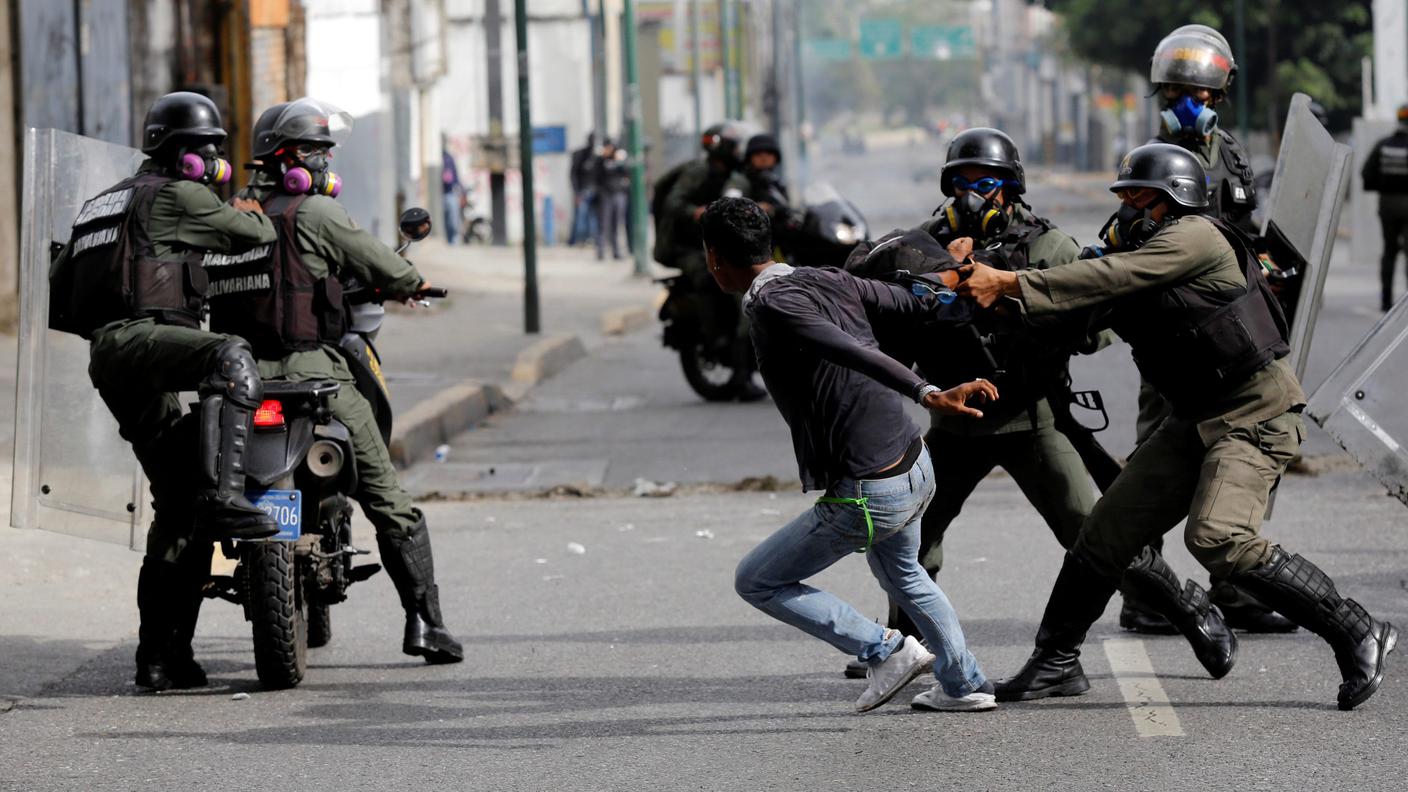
[910,25,975,60]
[804,37,853,62]
[858,19,904,60]
[532,125,567,155]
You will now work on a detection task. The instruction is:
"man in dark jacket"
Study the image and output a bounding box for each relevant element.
[1363,104,1408,312]
[706,196,1000,713]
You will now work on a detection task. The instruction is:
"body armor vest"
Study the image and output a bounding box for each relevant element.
[206,193,346,360]
[1109,218,1289,415]
[1368,132,1408,194]
[918,214,1071,417]
[49,172,209,338]
[1155,130,1257,231]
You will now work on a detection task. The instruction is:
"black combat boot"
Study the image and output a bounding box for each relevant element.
[161,545,213,689]
[135,559,178,691]
[1120,547,1237,679]
[1209,580,1298,633]
[1118,596,1180,634]
[195,393,278,540]
[378,516,464,664]
[1231,548,1398,710]
[995,553,1119,702]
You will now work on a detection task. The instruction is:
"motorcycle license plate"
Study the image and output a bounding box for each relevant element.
[246,489,302,541]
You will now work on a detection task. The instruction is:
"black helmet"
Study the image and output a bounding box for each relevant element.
[1150,24,1236,92]
[249,102,291,160]
[1110,143,1209,211]
[744,133,781,161]
[939,128,1025,196]
[702,122,745,166]
[250,97,353,161]
[141,91,226,155]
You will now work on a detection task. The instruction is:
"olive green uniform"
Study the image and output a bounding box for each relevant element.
[1017,215,1304,580]
[87,161,278,563]
[912,208,1092,572]
[660,159,748,289]
[240,174,424,540]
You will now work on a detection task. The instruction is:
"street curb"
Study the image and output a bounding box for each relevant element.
[600,305,653,336]
[390,332,588,467]
[511,332,588,384]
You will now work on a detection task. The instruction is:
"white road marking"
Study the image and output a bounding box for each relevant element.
[1102,638,1185,737]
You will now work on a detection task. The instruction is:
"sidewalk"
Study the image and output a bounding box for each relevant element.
[377,240,661,464]
[0,241,660,705]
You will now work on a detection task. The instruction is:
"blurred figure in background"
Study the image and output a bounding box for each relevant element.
[440,139,463,245]
[569,132,598,247]
[1362,104,1408,312]
[593,138,630,261]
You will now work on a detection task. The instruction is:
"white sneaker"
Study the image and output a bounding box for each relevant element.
[855,632,936,713]
[911,683,998,712]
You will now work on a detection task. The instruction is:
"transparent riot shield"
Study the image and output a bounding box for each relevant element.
[11,128,148,548]
[1307,299,1408,506]
[1259,92,1354,380]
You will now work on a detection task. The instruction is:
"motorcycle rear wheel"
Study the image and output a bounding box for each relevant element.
[245,541,308,689]
[679,343,743,402]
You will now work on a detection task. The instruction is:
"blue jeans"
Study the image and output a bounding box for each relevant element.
[443,194,460,244]
[735,447,987,697]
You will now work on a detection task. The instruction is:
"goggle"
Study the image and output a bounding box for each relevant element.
[293,142,332,160]
[950,175,1011,195]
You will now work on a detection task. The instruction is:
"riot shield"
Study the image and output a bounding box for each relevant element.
[1307,298,1408,506]
[11,128,148,548]
[1259,92,1354,380]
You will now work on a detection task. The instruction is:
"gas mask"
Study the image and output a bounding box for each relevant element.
[942,191,1009,239]
[178,143,232,185]
[1161,94,1219,139]
[280,146,343,197]
[1098,202,1165,252]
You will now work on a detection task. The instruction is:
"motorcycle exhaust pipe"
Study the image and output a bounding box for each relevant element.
[306,439,345,479]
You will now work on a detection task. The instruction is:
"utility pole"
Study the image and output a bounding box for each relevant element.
[1235,0,1248,141]
[768,0,782,134]
[792,0,808,189]
[515,0,540,333]
[691,0,703,140]
[718,0,735,118]
[592,0,609,137]
[485,0,509,244]
[623,0,650,277]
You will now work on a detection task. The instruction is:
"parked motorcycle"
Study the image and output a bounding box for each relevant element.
[658,183,868,402]
[205,208,444,689]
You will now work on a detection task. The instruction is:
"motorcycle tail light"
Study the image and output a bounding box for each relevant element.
[253,400,285,428]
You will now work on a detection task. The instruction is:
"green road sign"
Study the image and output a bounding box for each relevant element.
[910,25,975,60]
[858,18,903,60]
[804,37,853,62]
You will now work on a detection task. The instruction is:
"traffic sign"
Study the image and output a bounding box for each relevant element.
[910,25,975,60]
[804,37,853,62]
[859,19,904,60]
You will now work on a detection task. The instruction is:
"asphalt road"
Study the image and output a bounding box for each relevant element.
[4,140,1407,791]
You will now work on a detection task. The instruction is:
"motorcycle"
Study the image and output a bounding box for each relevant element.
[658,182,869,402]
[204,208,445,689]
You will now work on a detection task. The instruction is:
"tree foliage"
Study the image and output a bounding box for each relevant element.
[1043,0,1373,131]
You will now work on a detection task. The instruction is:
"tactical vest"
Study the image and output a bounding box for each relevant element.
[1369,133,1408,194]
[1154,130,1257,231]
[206,193,346,360]
[1109,218,1289,415]
[919,214,1071,416]
[49,172,209,338]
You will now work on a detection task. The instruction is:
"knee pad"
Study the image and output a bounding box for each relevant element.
[200,338,263,406]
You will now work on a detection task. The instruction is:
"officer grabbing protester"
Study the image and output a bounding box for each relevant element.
[958,144,1397,711]
[1361,104,1408,312]
[48,92,282,690]
[841,128,1226,683]
[205,99,463,664]
[1121,24,1298,636]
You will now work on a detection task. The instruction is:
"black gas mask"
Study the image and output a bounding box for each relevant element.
[1098,201,1166,252]
[942,190,1010,239]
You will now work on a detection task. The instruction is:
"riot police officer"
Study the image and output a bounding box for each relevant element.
[1123,24,1298,635]
[1362,104,1408,312]
[207,99,463,664]
[48,92,282,690]
[660,123,750,289]
[841,128,1227,681]
[959,144,1396,710]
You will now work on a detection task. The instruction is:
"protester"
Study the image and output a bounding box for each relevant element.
[705,197,999,713]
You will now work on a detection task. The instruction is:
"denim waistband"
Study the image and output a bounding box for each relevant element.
[828,445,932,500]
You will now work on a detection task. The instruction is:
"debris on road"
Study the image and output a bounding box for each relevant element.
[566,542,587,555]
[231,693,250,702]
[434,444,451,462]
[534,558,548,565]
[695,529,715,540]
[633,478,678,498]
